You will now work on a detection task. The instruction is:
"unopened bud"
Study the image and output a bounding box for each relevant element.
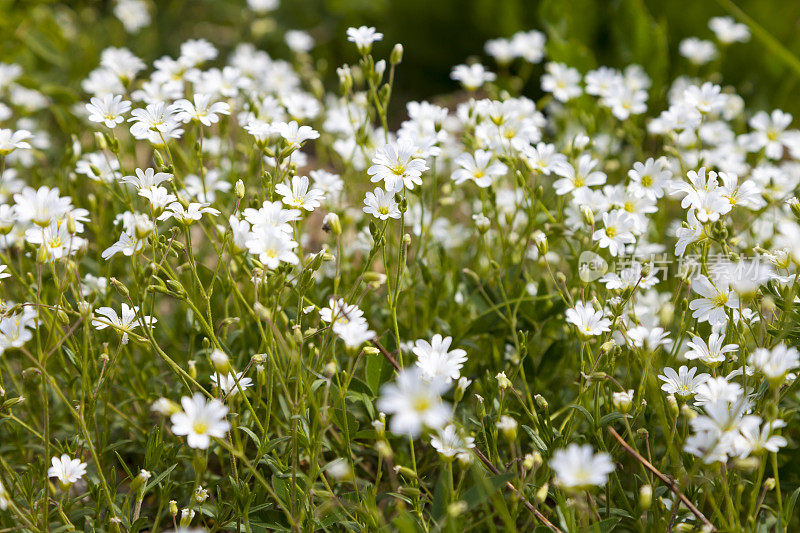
[323,212,342,236]
[639,484,652,510]
[131,469,151,493]
[533,231,548,255]
[535,483,549,503]
[390,43,404,65]
[210,348,231,373]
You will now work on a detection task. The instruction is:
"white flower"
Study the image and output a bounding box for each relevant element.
[363,187,400,220]
[628,158,671,201]
[245,227,299,269]
[274,120,319,149]
[13,186,72,227]
[333,317,375,348]
[451,150,507,188]
[592,211,636,257]
[286,30,314,53]
[157,202,220,224]
[658,366,709,398]
[377,368,451,437]
[243,200,300,234]
[48,455,87,486]
[541,62,582,102]
[122,167,173,190]
[450,64,496,91]
[694,376,743,406]
[170,393,231,449]
[114,0,151,33]
[173,94,231,126]
[0,308,38,354]
[735,420,787,457]
[100,47,145,81]
[179,39,217,67]
[0,479,8,510]
[688,274,739,326]
[275,176,325,211]
[24,219,87,261]
[129,102,182,140]
[685,333,737,366]
[211,372,253,397]
[367,141,428,192]
[247,0,277,13]
[565,301,611,336]
[412,334,468,382]
[749,110,793,159]
[553,154,606,196]
[679,37,717,65]
[320,298,364,326]
[510,30,546,63]
[748,344,799,384]
[626,326,672,352]
[92,303,156,344]
[550,444,614,489]
[86,94,131,128]
[346,26,383,53]
[709,16,750,44]
[430,424,475,460]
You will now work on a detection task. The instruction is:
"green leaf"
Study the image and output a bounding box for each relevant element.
[462,470,514,508]
[597,412,626,428]
[365,353,392,395]
[565,403,595,429]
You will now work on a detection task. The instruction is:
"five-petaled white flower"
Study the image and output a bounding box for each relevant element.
[170,393,231,449]
[550,444,614,489]
[565,301,611,336]
[86,94,132,128]
[367,141,428,193]
[48,454,88,487]
[377,368,451,437]
[92,303,156,344]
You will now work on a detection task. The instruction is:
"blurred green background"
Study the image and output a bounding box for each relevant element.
[4,0,800,117]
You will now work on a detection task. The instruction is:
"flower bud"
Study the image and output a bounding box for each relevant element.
[535,482,549,503]
[496,415,517,440]
[323,212,342,236]
[180,508,195,528]
[639,484,652,510]
[473,214,491,234]
[390,43,404,65]
[151,397,180,416]
[581,206,595,226]
[495,371,511,389]
[131,469,151,493]
[612,389,634,413]
[235,179,245,199]
[210,348,231,373]
[667,394,679,417]
[394,465,417,479]
[448,500,468,517]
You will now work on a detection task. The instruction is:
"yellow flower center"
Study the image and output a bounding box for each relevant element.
[412,395,432,412]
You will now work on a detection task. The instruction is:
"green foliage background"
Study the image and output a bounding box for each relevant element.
[4,0,800,128]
